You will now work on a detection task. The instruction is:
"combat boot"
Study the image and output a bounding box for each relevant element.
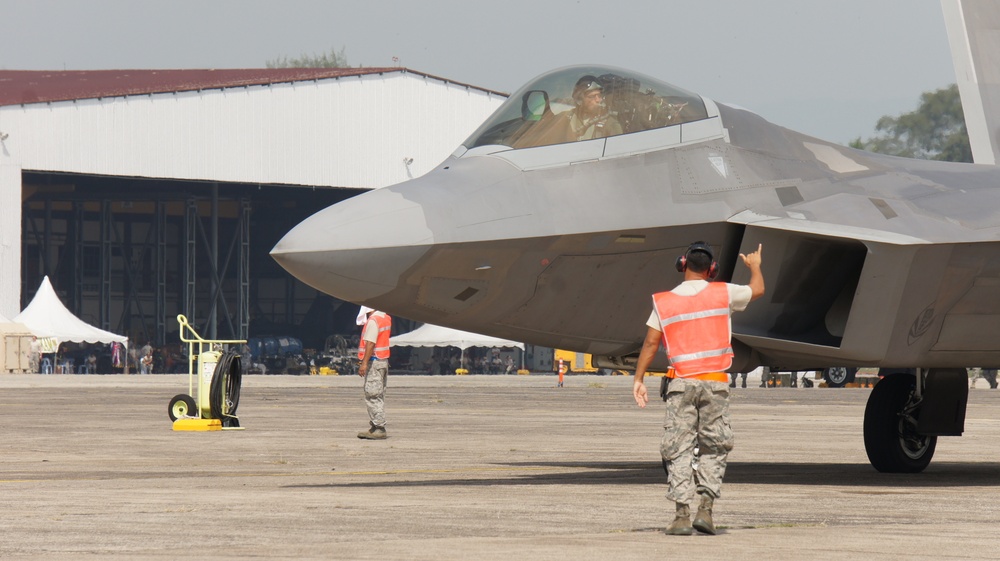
[665,503,693,535]
[693,493,716,535]
[357,426,387,440]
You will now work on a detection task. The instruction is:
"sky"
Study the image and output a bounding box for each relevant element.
[2,0,957,145]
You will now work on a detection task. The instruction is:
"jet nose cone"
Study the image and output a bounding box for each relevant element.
[271,188,433,302]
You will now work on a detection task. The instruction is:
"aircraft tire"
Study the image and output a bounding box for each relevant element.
[823,367,857,387]
[863,373,936,473]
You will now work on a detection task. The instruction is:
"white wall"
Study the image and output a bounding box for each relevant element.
[0,71,503,188]
[0,70,505,316]
[0,163,21,318]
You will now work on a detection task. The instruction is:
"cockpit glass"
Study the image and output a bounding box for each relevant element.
[464,65,708,150]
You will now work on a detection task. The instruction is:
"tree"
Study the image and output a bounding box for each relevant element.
[850,84,972,163]
[266,47,349,69]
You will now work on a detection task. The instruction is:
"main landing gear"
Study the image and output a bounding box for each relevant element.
[863,369,968,473]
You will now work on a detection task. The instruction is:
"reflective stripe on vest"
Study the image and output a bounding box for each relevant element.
[652,283,733,377]
[357,313,392,360]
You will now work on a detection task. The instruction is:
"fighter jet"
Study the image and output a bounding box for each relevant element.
[273,4,1000,474]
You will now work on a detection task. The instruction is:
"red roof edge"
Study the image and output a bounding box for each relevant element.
[0,68,508,107]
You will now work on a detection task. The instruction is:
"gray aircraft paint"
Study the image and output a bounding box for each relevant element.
[273,0,1000,474]
[272,60,1000,373]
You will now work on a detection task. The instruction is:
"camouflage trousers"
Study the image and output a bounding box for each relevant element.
[364,359,388,428]
[660,378,734,505]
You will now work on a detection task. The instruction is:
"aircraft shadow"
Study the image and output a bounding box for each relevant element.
[287,460,1000,489]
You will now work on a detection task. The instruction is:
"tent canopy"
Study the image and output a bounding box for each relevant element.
[390,324,523,350]
[14,276,128,348]
[0,311,31,335]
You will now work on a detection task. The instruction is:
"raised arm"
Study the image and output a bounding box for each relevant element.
[739,243,765,301]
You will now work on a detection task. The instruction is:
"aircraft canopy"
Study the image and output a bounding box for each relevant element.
[464,65,708,150]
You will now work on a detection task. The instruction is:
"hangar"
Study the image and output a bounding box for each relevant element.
[0,68,505,348]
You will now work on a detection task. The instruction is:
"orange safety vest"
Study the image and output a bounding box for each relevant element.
[652,283,732,382]
[358,313,392,360]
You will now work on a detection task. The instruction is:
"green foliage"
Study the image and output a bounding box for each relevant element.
[266,47,349,69]
[851,84,972,163]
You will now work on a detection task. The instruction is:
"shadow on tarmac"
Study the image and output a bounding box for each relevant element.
[287,460,1000,489]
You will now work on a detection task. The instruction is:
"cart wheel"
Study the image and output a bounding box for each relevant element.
[168,394,197,421]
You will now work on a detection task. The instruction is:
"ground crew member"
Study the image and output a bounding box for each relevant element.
[558,358,566,387]
[759,366,774,387]
[728,371,748,388]
[633,242,764,536]
[356,306,392,440]
[969,367,999,389]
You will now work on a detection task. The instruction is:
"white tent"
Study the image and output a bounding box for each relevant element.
[390,324,523,350]
[14,276,128,348]
[390,323,524,373]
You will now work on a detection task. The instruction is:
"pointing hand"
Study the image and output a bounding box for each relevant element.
[739,243,762,268]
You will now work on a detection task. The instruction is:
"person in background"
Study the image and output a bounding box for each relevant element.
[29,336,41,373]
[356,306,392,440]
[969,367,998,389]
[728,371,748,388]
[140,349,153,374]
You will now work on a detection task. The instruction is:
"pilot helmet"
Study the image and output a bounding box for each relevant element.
[572,75,604,103]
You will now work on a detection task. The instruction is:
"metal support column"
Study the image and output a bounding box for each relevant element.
[43,197,52,278]
[184,198,197,327]
[121,213,133,337]
[72,201,84,313]
[209,183,219,339]
[100,200,112,331]
[238,198,250,340]
[155,201,167,346]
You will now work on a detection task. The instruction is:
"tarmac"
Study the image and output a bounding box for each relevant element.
[1,372,999,560]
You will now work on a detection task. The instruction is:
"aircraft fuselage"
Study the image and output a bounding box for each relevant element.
[272,65,1000,372]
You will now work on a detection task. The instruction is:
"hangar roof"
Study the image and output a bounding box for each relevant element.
[0,68,506,107]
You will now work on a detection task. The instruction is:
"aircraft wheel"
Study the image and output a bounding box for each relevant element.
[863,373,936,473]
[823,367,857,387]
[168,394,197,421]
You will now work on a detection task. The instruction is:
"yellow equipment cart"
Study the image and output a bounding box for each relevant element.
[167,314,247,431]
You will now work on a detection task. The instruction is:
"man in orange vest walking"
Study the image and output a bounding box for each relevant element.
[632,242,764,536]
[356,306,392,440]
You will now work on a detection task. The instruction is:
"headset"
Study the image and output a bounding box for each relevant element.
[675,241,719,279]
[572,75,603,104]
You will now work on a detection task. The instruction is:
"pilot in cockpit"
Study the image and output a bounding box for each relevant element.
[565,76,623,141]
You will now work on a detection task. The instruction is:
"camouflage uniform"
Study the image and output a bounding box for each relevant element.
[969,367,999,389]
[364,359,389,428]
[661,377,734,503]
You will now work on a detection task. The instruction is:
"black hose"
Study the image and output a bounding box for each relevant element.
[210,350,242,427]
